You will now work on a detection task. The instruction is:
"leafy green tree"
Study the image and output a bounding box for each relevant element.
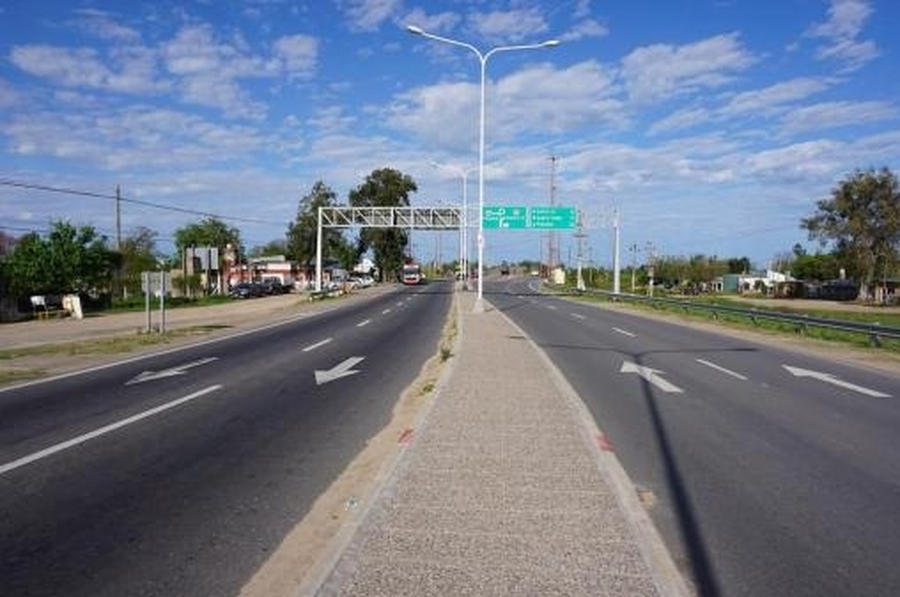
[349,168,417,281]
[727,257,752,274]
[802,168,900,296]
[250,239,288,258]
[173,217,241,264]
[118,226,161,296]
[4,221,114,297]
[285,181,353,267]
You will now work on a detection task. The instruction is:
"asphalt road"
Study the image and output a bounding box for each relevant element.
[486,277,900,597]
[0,281,453,597]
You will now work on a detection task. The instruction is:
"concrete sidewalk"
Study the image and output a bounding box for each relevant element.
[305,293,690,596]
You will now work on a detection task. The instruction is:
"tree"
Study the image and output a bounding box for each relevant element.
[3,221,114,297]
[118,226,161,296]
[250,239,288,258]
[173,217,241,264]
[285,181,352,267]
[802,168,900,297]
[349,168,417,281]
[727,257,752,274]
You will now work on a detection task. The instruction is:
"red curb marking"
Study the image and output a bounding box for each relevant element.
[596,433,614,452]
[398,428,414,444]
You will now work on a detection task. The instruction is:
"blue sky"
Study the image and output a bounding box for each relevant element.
[1,0,898,270]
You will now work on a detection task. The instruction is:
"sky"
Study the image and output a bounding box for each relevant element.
[1,0,899,270]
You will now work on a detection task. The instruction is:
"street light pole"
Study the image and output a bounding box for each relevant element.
[408,25,559,306]
[431,161,476,290]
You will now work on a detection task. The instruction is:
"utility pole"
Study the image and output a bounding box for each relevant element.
[574,209,586,291]
[115,184,122,251]
[630,243,638,292]
[612,207,621,294]
[548,156,558,271]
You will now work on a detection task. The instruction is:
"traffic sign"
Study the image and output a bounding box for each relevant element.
[529,206,577,229]
[482,205,578,229]
[482,206,528,229]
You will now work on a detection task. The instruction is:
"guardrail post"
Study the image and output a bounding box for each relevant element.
[869,323,882,348]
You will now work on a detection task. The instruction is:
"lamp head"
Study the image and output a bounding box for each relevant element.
[543,40,561,47]
[406,25,425,35]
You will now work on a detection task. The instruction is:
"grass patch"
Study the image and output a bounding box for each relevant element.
[0,369,47,385]
[571,292,900,354]
[0,325,231,361]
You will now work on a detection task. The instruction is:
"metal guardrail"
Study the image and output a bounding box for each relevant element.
[559,287,900,347]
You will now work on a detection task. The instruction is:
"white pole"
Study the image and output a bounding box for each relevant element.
[315,207,323,292]
[613,207,621,294]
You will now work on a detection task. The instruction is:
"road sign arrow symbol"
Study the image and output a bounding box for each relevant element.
[783,365,891,398]
[315,356,365,386]
[620,361,683,393]
[126,357,218,385]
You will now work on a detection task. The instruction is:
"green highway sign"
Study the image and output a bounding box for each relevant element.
[529,206,577,229]
[482,205,578,229]
[482,206,528,229]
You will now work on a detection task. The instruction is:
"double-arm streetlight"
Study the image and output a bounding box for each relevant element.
[407,25,559,305]
[431,160,477,290]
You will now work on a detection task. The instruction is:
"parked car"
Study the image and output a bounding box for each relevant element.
[260,278,288,295]
[229,282,263,299]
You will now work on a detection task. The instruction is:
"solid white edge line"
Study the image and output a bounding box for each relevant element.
[696,358,748,380]
[302,338,333,352]
[0,384,222,476]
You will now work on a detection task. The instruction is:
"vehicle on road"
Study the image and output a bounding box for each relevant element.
[401,263,424,285]
[229,282,263,299]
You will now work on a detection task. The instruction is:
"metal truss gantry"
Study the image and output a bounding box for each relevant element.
[316,206,465,291]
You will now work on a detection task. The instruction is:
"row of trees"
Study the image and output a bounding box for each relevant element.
[1,167,897,304]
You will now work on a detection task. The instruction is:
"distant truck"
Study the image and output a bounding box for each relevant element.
[401,263,424,285]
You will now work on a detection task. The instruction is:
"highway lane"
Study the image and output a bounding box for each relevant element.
[487,277,900,597]
[0,281,453,597]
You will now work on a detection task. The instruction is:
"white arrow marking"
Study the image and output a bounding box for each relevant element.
[613,327,636,338]
[315,356,365,386]
[696,359,748,380]
[126,357,218,385]
[783,365,891,398]
[620,361,683,393]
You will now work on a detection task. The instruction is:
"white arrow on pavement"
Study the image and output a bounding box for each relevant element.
[620,361,683,393]
[315,356,365,386]
[126,357,218,385]
[783,365,891,398]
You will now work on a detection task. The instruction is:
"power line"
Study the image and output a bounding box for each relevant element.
[0,178,286,226]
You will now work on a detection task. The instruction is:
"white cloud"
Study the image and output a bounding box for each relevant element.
[621,33,757,103]
[560,19,608,42]
[401,7,461,34]
[806,0,878,70]
[468,8,549,43]
[10,44,167,95]
[273,34,318,79]
[780,100,897,133]
[0,79,20,108]
[336,0,403,31]
[721,77,832,117]
[648,107,714,135]
[69,8,141,43]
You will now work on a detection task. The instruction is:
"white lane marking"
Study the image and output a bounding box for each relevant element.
[696,359,748,380]
[397,302,404,307]
[382,309,392,315]
[126,357,219,385]
[356,319,371,328]
[613,327,636,338]
[620,362,683,393]
[571,313,586,320]
[0,385,222,476]
[302,338,333,352]
[783,365,891,398]
[546,305,558,310]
